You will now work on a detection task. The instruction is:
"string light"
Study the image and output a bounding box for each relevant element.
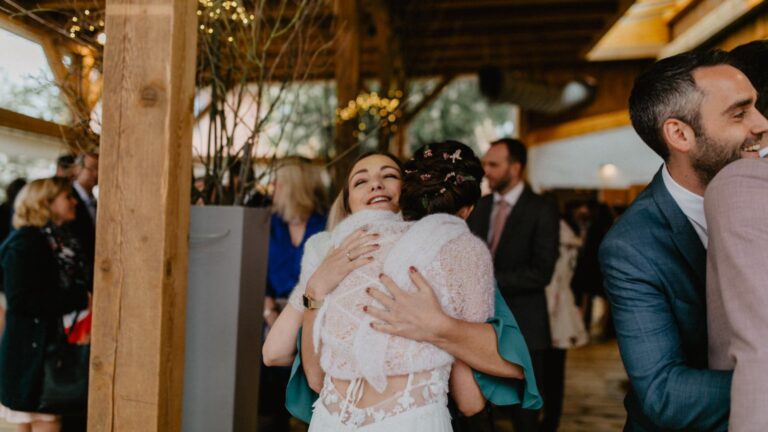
[61,8,106,44]
[197,0,254,35]
[336,90,404,133]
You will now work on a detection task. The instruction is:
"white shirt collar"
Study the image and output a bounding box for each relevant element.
[493,181,525,208]
[661,164,708,247]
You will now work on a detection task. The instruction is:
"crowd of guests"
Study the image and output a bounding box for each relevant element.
[0,38,766,432]
[0,154,98,432]
[256,138,618,432]
[256,39,768,432]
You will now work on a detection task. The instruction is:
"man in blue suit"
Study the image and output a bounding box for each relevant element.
[599,50,768,431]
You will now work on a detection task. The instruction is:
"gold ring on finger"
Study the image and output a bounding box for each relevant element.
[346,251,354,262]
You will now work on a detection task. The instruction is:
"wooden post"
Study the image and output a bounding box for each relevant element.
[332,0,361,190]
[88,1,197,431]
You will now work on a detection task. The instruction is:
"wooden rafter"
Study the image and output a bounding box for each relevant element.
[401,74,455,125]
[0,106,71,138]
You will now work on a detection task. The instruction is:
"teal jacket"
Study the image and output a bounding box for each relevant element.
[285,286,542,423]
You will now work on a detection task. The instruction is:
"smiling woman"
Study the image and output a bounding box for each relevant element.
[341,152,403,215]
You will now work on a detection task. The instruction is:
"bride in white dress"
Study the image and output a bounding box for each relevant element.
[292,142,496,431]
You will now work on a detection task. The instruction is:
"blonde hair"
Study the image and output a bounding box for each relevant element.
[326,192,348,230]
[13,177,72,229]
[273,158,328,223]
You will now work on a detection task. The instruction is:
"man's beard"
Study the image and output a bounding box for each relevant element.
[490,173,512,193]
[690,133,750,186]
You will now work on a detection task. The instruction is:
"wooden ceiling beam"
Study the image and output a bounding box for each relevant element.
[404,20,606,36]
[580,0,635,56]
[20,0,104,10]
[409,2,618,19]
[407,0,615,10]
[411,15,610,32]
[409,31,597,47]
[0,106,70,139]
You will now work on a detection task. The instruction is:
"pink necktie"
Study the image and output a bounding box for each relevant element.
[489,200,510,255]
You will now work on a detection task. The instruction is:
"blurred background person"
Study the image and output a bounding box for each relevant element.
[0,179,27,246]
[0,178,27,337]
[0,177,89,432]
[259,157,328,431]
[67,154,98,274]
[570,200,615,339]
[54,155,78,182]
[541,211,589,432]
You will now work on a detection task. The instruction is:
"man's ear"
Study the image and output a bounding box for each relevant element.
[662,118,696,154]
[510,161,523,179]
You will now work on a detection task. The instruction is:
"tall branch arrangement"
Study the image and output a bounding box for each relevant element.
[195,0,335,205]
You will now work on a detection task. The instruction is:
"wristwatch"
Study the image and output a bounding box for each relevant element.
[303,293,324,310]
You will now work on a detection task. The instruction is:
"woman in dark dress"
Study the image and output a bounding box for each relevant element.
[0,177,89,432]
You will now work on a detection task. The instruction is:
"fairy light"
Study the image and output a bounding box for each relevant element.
[197,0,253,34]
[61,8,106,44]
[336,90,405,133]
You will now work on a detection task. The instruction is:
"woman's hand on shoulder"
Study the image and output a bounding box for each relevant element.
[305,228,379,300]
[365,267,452,344]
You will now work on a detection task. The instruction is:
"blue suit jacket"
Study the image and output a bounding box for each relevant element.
[599,169,732,431]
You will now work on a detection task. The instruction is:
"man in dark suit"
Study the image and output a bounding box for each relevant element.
[467,138,559,432]
[68,153,98,271]
[599,50,768,430]
[62,153,99,432]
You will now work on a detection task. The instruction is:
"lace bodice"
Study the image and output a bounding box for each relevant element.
[317,365,451,428]
[289,210,494,385]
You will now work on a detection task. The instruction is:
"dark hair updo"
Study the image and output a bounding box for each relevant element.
[400,141,485,221]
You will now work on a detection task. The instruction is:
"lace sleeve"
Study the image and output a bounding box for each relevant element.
[287,232,331,311]
[435,232,495,322]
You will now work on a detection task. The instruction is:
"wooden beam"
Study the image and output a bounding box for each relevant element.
[25,0,105,10]
[660,0,766,58]
[0,106,70,138]
[408,0,616,10]
[580,0,635,57]
[88,1,197,431]
[331,0,361,190]
[712,7,768,50]
[0,2,96,53]
[402,75,455,125]
[524,109,630,146]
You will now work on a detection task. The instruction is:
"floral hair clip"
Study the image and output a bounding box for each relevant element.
[444,172,456,182]
[457,175,475,184]
[448,149,462,163]
[423,147,433,158]
[420,173,431,182]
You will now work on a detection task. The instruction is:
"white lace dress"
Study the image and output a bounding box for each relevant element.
[289,210,495,431]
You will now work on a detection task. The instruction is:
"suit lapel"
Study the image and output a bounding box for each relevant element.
[497,187,530,246]
[470,195,493,241]
[650,169,707,287]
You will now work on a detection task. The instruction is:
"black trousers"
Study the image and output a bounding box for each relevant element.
[258,363,291,432]
[489,348,547,432]
[540,348,567,432]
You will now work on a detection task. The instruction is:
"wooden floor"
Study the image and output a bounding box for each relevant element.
[559,340,627,432]
[0,341,627,432]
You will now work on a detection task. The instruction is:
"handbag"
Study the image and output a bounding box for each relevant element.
[37,312,90,415]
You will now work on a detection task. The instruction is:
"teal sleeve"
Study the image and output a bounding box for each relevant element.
[472,286,543,409]
[285,286,543,423]
[284,327,317,424]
